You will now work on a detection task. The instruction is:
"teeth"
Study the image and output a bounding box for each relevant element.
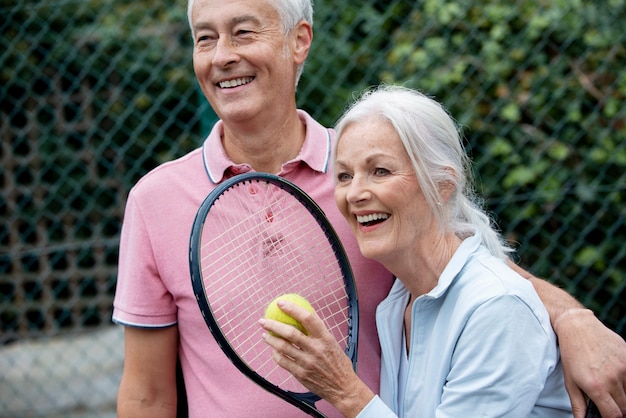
[356,213,389,224]
[218,77,253,88]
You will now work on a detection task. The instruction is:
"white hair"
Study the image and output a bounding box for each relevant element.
[335,85,514,259]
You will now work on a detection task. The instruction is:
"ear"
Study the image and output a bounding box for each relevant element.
[438,168,458,204]
[439,182,456,204]
[292,20,312,65]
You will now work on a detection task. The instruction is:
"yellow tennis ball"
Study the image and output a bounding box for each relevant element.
[265,293,315,335]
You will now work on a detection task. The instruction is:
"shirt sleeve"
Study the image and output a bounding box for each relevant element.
[112,190,177,327]
[356,395,398,418]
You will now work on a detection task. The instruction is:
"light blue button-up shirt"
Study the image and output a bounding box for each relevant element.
[359,232,573,418]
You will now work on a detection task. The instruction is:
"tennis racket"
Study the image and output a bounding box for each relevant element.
[189,172,359,418]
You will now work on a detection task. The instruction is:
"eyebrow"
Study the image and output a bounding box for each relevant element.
[232,15,260,25]
[336,153,393,164]
[193,14,261,32]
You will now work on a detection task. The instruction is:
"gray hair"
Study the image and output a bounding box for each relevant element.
[187,0,313,85]
[335,85,513,259]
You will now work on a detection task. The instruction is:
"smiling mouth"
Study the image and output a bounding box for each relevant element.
[217,77,254,89]
[356,213,389,227]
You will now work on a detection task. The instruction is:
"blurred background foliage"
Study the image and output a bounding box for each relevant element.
[1,0,624,345]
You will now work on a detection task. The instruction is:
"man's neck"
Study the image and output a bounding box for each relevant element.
[222,110,306,174]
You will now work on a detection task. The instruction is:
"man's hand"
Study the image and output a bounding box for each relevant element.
[554,309,626,418]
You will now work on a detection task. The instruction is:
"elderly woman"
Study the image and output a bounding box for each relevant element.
[260,85,573,417]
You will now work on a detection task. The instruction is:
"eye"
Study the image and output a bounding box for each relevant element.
[336,172,352,183]
[374,167,390,176]
[196,33,217,46]
[233,26,257,38]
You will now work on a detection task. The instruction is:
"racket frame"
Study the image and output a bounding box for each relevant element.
[189,172,359,417]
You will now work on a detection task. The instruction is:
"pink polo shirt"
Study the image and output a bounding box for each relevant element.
[113,110,394,417]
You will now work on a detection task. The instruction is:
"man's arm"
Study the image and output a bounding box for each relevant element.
[509,261,626,418]
[118,325,179,418]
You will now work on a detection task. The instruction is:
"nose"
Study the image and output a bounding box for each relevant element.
[345,175,371,204]
[212,36,239,67]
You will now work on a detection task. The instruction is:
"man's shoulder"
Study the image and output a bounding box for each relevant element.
[131,147,205,196]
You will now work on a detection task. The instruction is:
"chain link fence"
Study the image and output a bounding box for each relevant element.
[1,0,625,416]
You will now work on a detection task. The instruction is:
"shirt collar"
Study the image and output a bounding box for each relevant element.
[202,109,332,184]
[384,231,482,302]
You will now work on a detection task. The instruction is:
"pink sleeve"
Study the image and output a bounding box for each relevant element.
[112,190,177,327]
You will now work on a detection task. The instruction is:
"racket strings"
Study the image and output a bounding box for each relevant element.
[200,190,333,274]
[199,181,352,391]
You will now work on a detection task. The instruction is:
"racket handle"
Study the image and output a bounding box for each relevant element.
[584,400,601,418]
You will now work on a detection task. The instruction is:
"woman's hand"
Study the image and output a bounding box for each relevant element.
[259,299,374,418]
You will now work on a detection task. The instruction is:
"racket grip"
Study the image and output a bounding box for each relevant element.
[584,400,601,418]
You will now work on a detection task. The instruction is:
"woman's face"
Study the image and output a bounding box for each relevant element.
[334,118,437,267]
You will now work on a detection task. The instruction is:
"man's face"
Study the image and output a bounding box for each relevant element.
[190,0,306,124]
